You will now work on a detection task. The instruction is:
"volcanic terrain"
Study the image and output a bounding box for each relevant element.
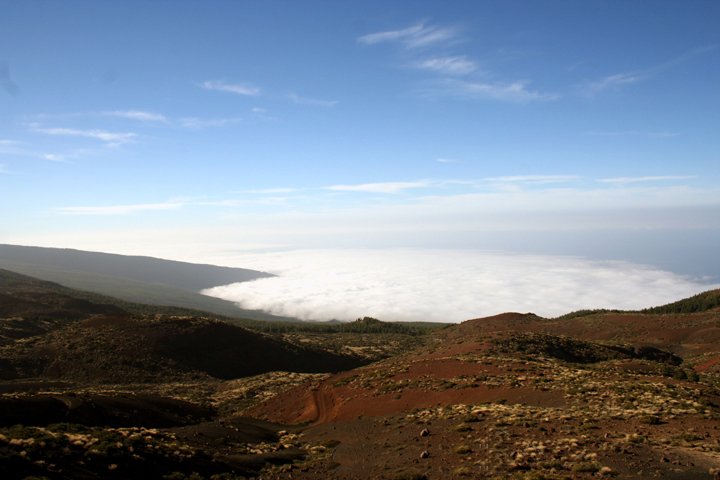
[1,266,720,479]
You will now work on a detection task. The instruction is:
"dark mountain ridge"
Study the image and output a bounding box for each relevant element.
[0,244,270,291]
[0,244,292,320]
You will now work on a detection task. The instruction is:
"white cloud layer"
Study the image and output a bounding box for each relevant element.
[203,249,718,322]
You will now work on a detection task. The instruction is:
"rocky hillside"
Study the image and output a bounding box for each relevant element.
[244,306,720,479]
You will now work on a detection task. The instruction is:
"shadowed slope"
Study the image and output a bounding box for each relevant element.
[0,269,129,343]
[0,315,367,383]
[0,269,367,382]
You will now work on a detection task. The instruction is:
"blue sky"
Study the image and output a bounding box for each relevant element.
[2,1,720,309]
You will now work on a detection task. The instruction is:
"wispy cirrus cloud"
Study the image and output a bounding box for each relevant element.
[322,174,692,197]
[0,140,22,158]
[584,72,644,94]
[287,93,338,107]
[103,110,168,122]
[358,22,558,103]
[40,153,66,162]
[54,194,304,216]
[178,117,242,128]
[581,45,717,96]
[33,127,136,146]
[0,139,26,157]
[24,110,241,132]
[38,148,96,163]
[324,175,579,195]
[649,44,718,75]
[357,22,458,49]
[0,63,19,96]
[482,175,580,185]
[245,187,299,194]
[425,78,558,102]
[196,196,298,207]
[56,201,184,216]
[326,181,431,194]
[1,139,74,163]
[414,56,477,75]
[599,175,695,185]
[200,80,260,96]
[435,157,458,164]
[584,130,680,138]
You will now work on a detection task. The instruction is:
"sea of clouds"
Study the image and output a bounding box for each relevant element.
[202,249,719,323]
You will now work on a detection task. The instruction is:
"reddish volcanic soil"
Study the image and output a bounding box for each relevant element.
[4,269,720,479]
[251,358,566,426]
[248,311,720,480]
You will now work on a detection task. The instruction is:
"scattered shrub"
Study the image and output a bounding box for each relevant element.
[454,444,472,454]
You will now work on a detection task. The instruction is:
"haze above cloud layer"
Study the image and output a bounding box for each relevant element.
[203,250,719,323]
